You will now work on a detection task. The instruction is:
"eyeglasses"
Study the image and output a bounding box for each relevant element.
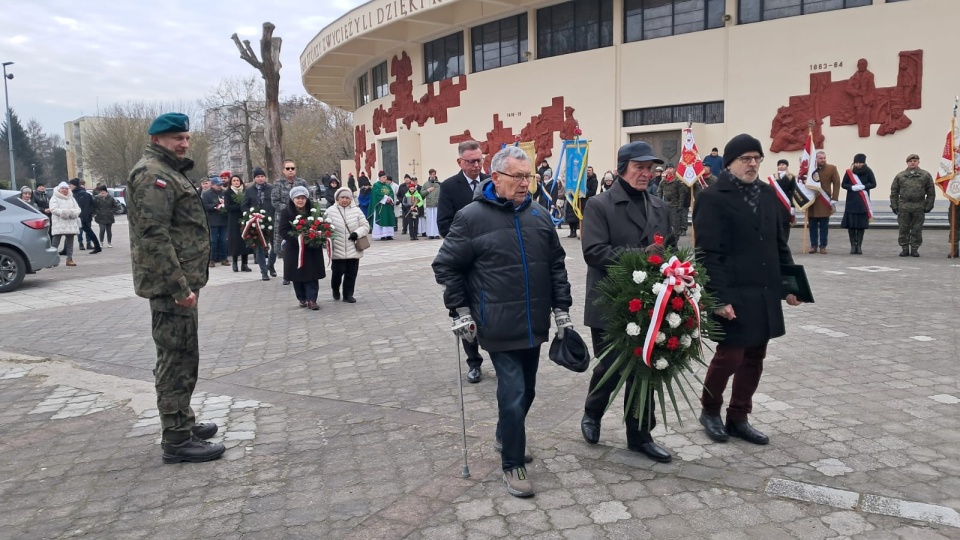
[459,158,482,165]
[285,166,296,170]
[736,155,764,164]
[497,171,534,182]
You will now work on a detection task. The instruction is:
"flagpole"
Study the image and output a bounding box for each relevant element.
[802,211,809,254]
[951,111,957,258]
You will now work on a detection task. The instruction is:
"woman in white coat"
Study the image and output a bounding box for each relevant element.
[327,187,370,303]
[48,181,82,266]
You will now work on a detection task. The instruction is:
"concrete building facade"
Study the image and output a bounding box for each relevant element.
[301,0,956,204]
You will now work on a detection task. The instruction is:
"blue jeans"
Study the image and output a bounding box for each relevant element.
[209,226,227,261]
[292,280,319,302]
[490,347,541,472]
[808,217,829,248]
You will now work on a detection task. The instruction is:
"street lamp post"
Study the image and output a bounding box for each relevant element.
[2,61,15,191]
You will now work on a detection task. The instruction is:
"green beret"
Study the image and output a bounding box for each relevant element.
[148,113,190,135]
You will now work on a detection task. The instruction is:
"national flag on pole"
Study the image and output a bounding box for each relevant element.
[797,128,832,206]
[677,127,705,188]
[935,101,960,203]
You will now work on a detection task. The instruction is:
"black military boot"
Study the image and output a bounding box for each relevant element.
[899,246,910,257]
[161,436,226,464]
[910,247,920,257]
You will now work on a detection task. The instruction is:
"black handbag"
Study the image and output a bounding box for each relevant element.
[548,328,590,373]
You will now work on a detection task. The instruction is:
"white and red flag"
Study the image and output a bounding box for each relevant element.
[935,104,960,203]
[797,129,832,206]
[677,127,705,188]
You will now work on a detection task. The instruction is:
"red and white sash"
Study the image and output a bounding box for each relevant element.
[845,169,873,220]
[766,174,796,222]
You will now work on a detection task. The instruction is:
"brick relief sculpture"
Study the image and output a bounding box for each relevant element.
[450,97,581,171]
[769,50,923,152]
[372,51,468,135]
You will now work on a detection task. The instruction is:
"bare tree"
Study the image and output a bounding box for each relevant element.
[200,76,266,181]
[280,97,354,182]
[232,23,283,181]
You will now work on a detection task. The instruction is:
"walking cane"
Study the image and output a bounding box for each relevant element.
[454,335,471,478]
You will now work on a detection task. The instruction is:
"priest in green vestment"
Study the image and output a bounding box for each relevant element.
[370,172,397,240]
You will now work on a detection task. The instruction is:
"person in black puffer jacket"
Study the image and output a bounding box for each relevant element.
[69,178,102,253]
[432,146,573,499]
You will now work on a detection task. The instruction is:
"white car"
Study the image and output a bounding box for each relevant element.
[108,187,126,214]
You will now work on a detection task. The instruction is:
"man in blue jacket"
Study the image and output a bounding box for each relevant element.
[433,145,573,498]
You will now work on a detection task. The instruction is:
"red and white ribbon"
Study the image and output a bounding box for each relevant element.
[845,169,873,220]
[241,213,267,248]
[640,256,700,367]
[766,174,796,222]
[297,234,306,269]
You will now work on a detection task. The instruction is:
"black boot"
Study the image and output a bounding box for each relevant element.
[848,229,856,254]
[855,229,864,255]
[899,246,910,257]
[240,256,252,272]
[232,260,239,272]
[910,246,920,257]
[161,436,226,464]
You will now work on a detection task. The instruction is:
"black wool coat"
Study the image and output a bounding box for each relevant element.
[581,180,672,330]
[278,200,326,282]
[241,183,275,216]
[692,172,795,347]
[840,165,877,214]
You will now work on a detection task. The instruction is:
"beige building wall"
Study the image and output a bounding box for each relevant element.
[63,116,105,185]
[304,0,958,203]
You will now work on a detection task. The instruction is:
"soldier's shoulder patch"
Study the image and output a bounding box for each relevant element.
[155,178,168,189]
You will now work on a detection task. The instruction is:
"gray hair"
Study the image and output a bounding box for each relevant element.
[457,140,481,156]
[490,146,530,174]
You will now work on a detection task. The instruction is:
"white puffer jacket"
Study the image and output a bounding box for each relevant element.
[49,189,81,235]
[327,201,370,260]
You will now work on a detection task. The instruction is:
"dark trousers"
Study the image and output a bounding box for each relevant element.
[463,338,483,369]
[255,246,269,275]
[80,220,100,250]
[210,226,227,261]
[700,342,768,423]
[408,214,419,239]
[808,217,829,248]
[782,222,791,242]
[151,307,199,443]
[331,258,359,298]
[401,209,411,233]
[292,280,319,302]
[98,223,113,243]
[490,346,541,472]
[584,328,656,443]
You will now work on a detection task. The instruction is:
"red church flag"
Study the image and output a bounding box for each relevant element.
[677,128,705,188]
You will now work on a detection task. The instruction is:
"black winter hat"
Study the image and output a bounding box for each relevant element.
[68,178,81,187]
[853,153,867,164]
[548,328,591,373]
[253,167,266,177]
[723,134,764,168]
[777,159,789,166]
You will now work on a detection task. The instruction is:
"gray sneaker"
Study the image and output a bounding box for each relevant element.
[503,467,534,497]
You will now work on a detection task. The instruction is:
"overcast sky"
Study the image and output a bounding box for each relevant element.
[0,0,367,136]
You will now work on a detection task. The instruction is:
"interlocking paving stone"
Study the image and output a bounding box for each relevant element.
[1,228,959,538]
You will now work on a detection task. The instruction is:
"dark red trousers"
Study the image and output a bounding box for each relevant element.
[700,342,768,423]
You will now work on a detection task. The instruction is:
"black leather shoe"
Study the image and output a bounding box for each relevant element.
[333,290,341,300]
[467,367,482,383]
[699,413,729,442]
[269,267,277,277]
[191,422,218,440]
[494,438,533,463]
[726,420,769,445]
[161,436,226,464]
[261,274,270,281]
[629,441,673,463]
[580,414,600,445]
[283,280,290,285]
[343,296,356,303]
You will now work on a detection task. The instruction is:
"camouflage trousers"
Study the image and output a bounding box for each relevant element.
[669,206,688,233]
[151,304,199,443]
[897,210,925,248]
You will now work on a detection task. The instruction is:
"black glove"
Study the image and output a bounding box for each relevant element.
[348,232,358,241]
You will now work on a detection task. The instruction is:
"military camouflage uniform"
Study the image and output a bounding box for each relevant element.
[658,177,689,234]
[127,143,210,443]
[270,176,309,252]
[890,167,935,250]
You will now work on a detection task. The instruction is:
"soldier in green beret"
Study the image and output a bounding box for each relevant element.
[890,153,935,257]
[127,112,225,463]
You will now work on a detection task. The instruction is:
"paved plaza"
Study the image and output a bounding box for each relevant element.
[1,217,959,539]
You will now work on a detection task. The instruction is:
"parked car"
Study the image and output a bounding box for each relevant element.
[0,190,60,292]
[108,187,127,214]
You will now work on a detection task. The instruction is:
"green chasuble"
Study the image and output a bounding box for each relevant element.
[370,180,397,228]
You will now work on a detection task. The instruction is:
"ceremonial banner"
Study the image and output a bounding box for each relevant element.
[935,113,960,204]
[797,129,832,206]
[792,176,816,211]
[677,128,705,188]
[556,138,590,220]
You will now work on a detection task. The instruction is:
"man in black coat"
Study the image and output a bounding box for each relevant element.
[69,178,102,253]
[437,140,491,383]
[242,167,277,280]
[693,134,801,446]
[579,141,674,463]
[433,145,572,498]
[202,177,229,266]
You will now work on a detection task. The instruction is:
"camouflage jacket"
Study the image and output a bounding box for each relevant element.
[890,167,935,213]
[658,177,687,207]
[127,144,210,305]
[271,177,309,214]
